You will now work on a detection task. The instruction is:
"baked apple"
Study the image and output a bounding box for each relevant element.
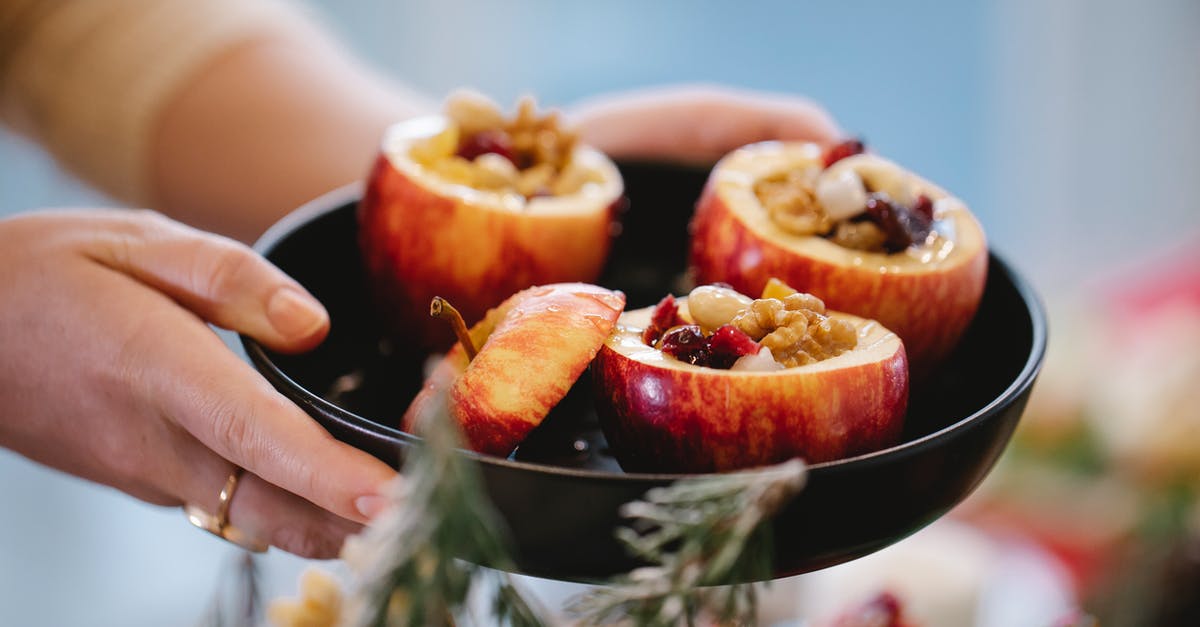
[360,90,624,348]
[689,139,987,376]
[402,283,625,457]
[593,282,908,473]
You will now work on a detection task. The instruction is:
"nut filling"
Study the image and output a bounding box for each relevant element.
[754,139,939,254]
[731,293,858,367]
[410,90,602,198]
[641,283,858,370]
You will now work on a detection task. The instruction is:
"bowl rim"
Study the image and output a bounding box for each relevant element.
[243,181,1047,481]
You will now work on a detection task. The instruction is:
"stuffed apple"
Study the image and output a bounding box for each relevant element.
[593,281,908,473]
[689,140,987,376]
[360,90,624,348]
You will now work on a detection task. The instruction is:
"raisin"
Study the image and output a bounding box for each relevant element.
[823,138,866,168]
[706,325,760,369]
[457,129,518,165]
[658,325,710,365]
[864,193,932,253]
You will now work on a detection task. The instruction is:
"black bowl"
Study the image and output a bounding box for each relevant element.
[243,162,1046,583]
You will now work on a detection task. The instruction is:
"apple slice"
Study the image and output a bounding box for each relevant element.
[593,295,908,473]
[402,283,625,457]
[689,141,987,376]
[359,92,624,349]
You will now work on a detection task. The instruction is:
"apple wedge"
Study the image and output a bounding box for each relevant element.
[689,141,987,376]
[402,283,625,457]
[359,92,624,348]
[593,295,908,473]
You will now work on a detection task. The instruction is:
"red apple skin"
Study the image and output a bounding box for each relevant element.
[359,120,623,349]
[689,147,987,377]
[593,310,909,473]
[403,283,625,457]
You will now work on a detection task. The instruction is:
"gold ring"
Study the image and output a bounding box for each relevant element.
[185,468,268,553]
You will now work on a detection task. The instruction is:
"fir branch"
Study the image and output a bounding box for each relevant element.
[566,459,807,626]
[339,392,548,627]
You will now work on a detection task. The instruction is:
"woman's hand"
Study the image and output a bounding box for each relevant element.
[570,84,842,163]
[0,209,396,558]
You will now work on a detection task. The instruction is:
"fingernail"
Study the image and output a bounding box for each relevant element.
[267,286,328,339]
[355,495,388,520]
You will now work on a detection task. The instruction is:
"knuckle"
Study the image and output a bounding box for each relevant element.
[207,401,257,464]
[273,524,341,559]
[194,240,259,302]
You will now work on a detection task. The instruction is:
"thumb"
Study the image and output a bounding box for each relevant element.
[85,210,329,353]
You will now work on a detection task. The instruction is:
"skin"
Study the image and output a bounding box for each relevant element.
[1,15,841,557]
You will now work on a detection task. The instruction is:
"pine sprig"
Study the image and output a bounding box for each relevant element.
[339,393,546,627]
[269,392,808,627]
[566,459,807,626]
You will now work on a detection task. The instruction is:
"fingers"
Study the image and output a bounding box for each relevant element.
[571,84,843,163]
[172,438,361,558]
[76,210,393,525]
[118,298,397,525]
[230,473,363,558]
[84,210,329,353]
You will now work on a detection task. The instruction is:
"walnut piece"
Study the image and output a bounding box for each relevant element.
[829,220,889,251]
[731,293,857,367]
[411,92,594,198]
[754,170,832,236]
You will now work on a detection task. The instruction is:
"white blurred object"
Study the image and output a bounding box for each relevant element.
[791,520,1073,627]
[1089,301,1200,482]
[499,519,1074,626]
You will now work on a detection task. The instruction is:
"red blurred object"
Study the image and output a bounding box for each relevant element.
[822,137,866,167]
[826,591,915,627]
[1096,232,1200,320]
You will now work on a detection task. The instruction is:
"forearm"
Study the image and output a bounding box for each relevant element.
[1,0,432,243]
[151,20,432,242]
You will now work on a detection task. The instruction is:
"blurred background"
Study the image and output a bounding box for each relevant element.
[1,0,1197,625]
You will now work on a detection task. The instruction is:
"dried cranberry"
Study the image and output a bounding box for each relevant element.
[823,138,866,168]
[642,294,689,346]
[650,294,682,330]
[706,325,760,369]
[864,193,933,253]
[658,325,710,365]
[456,129,518,165]
[911,194,934,222]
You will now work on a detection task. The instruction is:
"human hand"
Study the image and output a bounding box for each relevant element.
[0,210,396,558]
[569,84,842,163]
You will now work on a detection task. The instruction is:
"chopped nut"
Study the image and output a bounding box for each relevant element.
[732,293,856,367]
[429,155,476,186]
[473,153,520,190]
[551,160,602,195]
[411,93,582,199]
[445,89,506,137]
[829,220,889,252]
[410,123,460,166]
[755,170,832,236]
[687,285,754,332]
[515,162,556,197]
